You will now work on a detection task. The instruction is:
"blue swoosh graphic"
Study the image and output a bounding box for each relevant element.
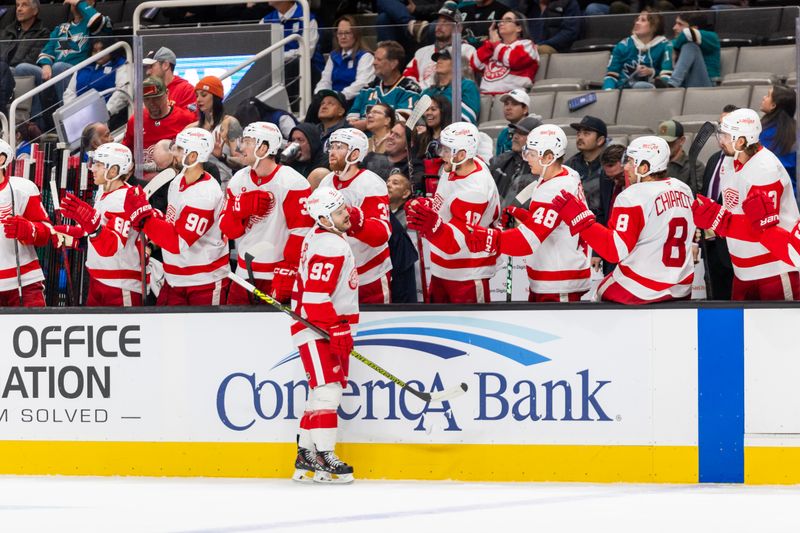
[358,315,559,344]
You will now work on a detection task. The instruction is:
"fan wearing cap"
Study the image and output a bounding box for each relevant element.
[421,48,481,125]
[489,115,540,206]
[189,76,245,174]
[0,139,53,307]
[656,119,704,193]
[318,128,393,304]
[220,122,313,305]
[316,89,349,149]
[54,143,143,306]
[407,122,501,303]
[495,89,530,156]
[143,46,196,111]
[566,116,612,221]
[550,136,696,304]
[403,5,476,91]
[124,127,231,306]
[467,124,591,302]
[691,108,800,301]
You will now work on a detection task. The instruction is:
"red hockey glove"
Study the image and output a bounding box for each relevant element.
[407,202,445,239]
[692,194,731,236]
[4,216,39,245]
[501,206,531,228]
[328,322,353,359]
[742,191,780,232]
[270,262,297,304]
[52,224,85,248]
[124,186,156,231]
[552,189,595,236]
[466,225,501,255]
[230,190,275,219]
[346,206,364,236]
[61,192,100,235]
[404,197,432,219]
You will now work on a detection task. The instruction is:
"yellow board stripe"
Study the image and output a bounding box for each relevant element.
[745,447,800,485]
[0,441,698,483]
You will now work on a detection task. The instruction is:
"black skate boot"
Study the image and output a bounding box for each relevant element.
[313,451,354,484]
[292,447,317,483]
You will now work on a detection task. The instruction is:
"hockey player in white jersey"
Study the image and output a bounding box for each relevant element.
[465,125,591,301]
[0,139,53,306]
[55,143,143,306]
[124,127,230,305]
[551,136,696,304]
[291,186,357,484]
[318,128,392,304]
[407,121,500,303]
[691,108,800,300]
[220,122,313,305]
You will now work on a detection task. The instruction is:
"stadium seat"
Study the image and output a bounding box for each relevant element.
[12,76,35,123]
[479,94,493,123]
[765,7,797,45]
[749,84,770,114]
[674,86,751,133]
[607,134,627,147]
[38,3,69,30]
[530,91,555,120]
[535,54,549,83]
[719,47,739,79]
[479,123,505,145]
[722,45,795,86]
[96,1,124,24]
[788,73,797,87]
[570,13,636,52]
[615,88,684,133]
[547,89,619,127]
[715,7,782,46]
[530,51,609,92]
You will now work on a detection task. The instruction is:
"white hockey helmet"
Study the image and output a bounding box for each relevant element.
[524,124,567,160]
[439,121,479,167]
[625,136,670,181]
[93,142,133,177]
[719,108,761,147]
[175,127,214,168]
[330,127,369,164]
[307,186,345,229]
[0,138,12,170]
[242,121,282,157]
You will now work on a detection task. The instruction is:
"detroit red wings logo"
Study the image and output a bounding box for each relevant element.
[348,267,358,290]
[723,188,740,210]
[0,203,12,222]
[482,61,510,81]
[165,204,177,223]
[246,191,276,229]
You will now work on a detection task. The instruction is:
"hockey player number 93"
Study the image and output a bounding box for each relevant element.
[309,262,335,282]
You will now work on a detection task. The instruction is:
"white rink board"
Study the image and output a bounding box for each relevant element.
[0,309,698,447]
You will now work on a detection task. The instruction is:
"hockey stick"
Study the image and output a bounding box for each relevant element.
[7,177,22,304]
[688,121,716,300]
[504,215,513,302]
[227,271,468,403]
[415,230,429,303]
[49,177,76,306]
[244,252,260,305]
[406,94,432,130]
[134,168,177,304]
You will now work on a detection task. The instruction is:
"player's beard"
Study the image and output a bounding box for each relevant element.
[329,155,346,172]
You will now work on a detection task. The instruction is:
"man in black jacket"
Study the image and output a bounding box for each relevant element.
[490,115,541,207]
[0,0,50,115]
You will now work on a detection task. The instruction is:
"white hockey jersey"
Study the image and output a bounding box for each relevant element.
[319,168,391,285]
[86,184,142,293]
[718,147,800,281]
[221,165,312,279]
[291,226,359,347]
[0,177,50,291]
[429,158,500,281]
[596,178,696,302]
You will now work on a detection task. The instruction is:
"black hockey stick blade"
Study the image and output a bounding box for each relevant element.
[689,121,716,164]
[243,252,257,284]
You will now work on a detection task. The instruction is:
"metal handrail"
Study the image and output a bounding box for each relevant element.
[0,112,7,143]
[7,40,133,144]
[132,0,311,114]
[220,33,300,81]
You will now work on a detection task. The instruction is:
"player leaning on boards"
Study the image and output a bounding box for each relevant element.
[220,122,313,305]
[0,139,53,307]
[54,143,143,306]
[124,128,231,305]
[552,136,696,304]
[465,125,592,302]
[318,128,392,304]
[406,122,501,303]
[291,186,358,484]
[691,108,800,300]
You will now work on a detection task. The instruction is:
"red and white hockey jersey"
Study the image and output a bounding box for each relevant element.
[718,147,800,281]
[470,39,539,95]
[318,168,391,285]
[404,42,477,90]
[220,165,312,279]
[86,184,142,293]
[143,172,229,287]
[0,177,51,291]
[589,178,696,302]
[429,159,501,281]
[290,227,359,347]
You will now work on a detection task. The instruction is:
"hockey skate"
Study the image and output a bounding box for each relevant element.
[313,451,354,484]
[292,447,317,483]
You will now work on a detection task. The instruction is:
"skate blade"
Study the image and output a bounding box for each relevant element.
[313,471,354,484]
[292,468,316,483]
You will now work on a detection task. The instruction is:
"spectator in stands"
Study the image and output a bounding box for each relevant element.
[461,0,512,45]
[15,121,42,158]
[566,116,610,217]
[595,143,627,275]
[603,9,673,90]
[348,40,421,129]
[316,89,348,150]
[233,96,298,139]
[375,0,442,48]
[413,94,451,193]
[122,77,195,176]
[490,114,540,207]
[315,15,375,105]
[63,38,129,126]
[364,121,421,182]
[286,123,328,177]
[366,102,396,155]
[667,12,719,88]
[760,85,797,185]
[495,88,530,156]
[470,10,539,95]
[143,47,196,111]
[525,0,582,54]
[656,119,704,193]
[388,170,413,229]
[0,0,50,115]
[422,49,481,125]
[385,171,418,303]
[404,5,477,91]
[80,121,112,155]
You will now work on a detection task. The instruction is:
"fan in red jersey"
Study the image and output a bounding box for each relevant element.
[124,127,230,305]
[290,186,357,484]
[220,122,312,305]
